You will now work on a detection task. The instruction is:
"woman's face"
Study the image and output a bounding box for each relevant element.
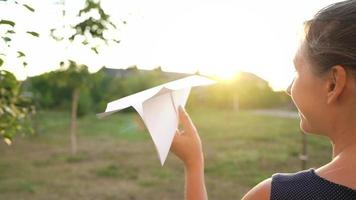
[287,45,328,134]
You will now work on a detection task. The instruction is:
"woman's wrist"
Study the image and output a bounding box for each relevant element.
[184,156,207,200]
[184,155,204,171]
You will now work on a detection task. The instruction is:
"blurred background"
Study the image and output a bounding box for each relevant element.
[0,0,337,199]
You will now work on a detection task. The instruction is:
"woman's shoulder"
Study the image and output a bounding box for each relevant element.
[241,170,315,200]
[241,169,315,200]
[271,168,314,183]
[271,168,356,200]
[242,169,356,200]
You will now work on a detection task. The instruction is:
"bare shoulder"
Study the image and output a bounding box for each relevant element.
[241,178,272,200]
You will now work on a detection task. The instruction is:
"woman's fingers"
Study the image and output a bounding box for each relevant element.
[171,107,203,166]
[178,106,195,134]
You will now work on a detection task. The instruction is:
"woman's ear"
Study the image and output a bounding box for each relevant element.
[326,65,347,104]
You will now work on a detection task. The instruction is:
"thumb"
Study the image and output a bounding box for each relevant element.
[178,106,195,134]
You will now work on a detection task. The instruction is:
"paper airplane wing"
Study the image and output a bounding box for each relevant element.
[97,75,215,165]
[96,86,162,118]
[97,75,214,118]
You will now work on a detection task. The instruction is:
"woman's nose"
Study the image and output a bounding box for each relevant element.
[286,79,293,96]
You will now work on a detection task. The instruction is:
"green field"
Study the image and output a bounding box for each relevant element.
[0,108,332,200]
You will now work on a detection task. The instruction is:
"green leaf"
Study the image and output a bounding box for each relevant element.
[22,4,35,12]
[0,20,15,27]
[50,29,64,41]
[2,37,11,42]
[82,40,89,45]
[109,22,117,29]
[91,47,99,54]
[0,58,3,67]
[17,51,25,58]
[6,30,15,34]
[26,31,39,37]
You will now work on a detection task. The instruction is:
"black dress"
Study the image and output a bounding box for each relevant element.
[271,169,356,200]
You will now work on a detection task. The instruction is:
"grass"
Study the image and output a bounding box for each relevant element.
[0,108,331,199]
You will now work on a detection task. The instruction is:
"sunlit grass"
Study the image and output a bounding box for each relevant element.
[0,108,331,199]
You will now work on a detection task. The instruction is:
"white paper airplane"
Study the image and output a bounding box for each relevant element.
[97,75,215,165]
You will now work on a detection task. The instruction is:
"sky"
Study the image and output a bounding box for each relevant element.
[0,0,341,91]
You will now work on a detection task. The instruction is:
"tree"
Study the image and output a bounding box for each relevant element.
[50,0,121,155]
[50,0,122,54]
[58,61,90,155]
[198,72,284,109]
[0,70,34,144]
[0,1,38,144]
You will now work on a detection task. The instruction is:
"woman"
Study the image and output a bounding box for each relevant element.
[170,0,356,199]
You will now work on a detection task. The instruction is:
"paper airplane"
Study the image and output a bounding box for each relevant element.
[97,75,215,165]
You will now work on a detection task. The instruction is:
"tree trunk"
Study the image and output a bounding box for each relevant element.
[70,88,80,156]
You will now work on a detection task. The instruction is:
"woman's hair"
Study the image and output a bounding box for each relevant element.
[304,0,356,74]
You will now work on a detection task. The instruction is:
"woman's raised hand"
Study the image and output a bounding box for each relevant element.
[170,106,208,200]
[170,106,204,168]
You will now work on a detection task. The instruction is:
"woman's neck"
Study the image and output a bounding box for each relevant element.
[331,132,356,159]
